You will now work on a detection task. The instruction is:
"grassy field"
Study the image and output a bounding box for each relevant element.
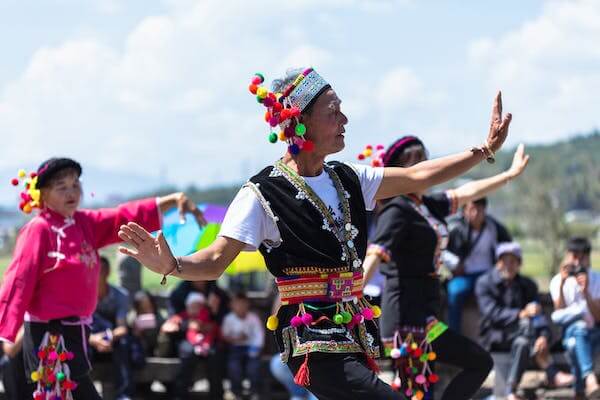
[1,242,599,293]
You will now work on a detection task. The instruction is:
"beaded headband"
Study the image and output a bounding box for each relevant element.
[248,68,330,155]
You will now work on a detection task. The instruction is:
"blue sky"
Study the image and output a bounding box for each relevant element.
[0,0,598,205]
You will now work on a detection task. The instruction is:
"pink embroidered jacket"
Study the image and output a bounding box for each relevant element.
[0,198,161,342]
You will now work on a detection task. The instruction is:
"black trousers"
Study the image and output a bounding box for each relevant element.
[1,352,29,400]
[287,352,405,400]
[431,328,494,400]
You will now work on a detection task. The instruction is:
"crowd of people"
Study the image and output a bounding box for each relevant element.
[0,67,598,400]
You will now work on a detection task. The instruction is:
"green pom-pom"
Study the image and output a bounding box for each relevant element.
[341,311,352,324]
[333,314,344,325]
[56,372,65,381]
[295,123,306,136]
[255,72,265,83]
[257,95,264,103]
[268,132,278,143]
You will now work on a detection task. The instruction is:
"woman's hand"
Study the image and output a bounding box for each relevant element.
[158,192,207,226]
[486,91,512,153]
[118,222,176,275]
[506,143,530,179]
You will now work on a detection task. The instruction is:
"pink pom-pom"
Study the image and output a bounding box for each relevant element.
[362,308,374,320]
[290,316,303,328]
[376,144,385,150]
[48,351,58,361]
[415,374,426,384]
[390,348,402,359]
[301,313,313,326]
[264,97,275,107]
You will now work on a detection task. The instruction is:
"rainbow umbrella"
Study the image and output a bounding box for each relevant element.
[161,204,266,275]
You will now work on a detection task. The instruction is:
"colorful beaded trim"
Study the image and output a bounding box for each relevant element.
[276,271,363,305]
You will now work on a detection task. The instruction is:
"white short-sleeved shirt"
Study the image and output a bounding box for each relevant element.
[219,163,384,251]
[549,269,600,327]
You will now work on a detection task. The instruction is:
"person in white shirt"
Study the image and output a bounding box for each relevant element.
[550,237,600,399]
[222,292,264,399]
[118,67,513,399]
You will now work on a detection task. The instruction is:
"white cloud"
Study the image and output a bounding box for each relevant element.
[468,0,600,142]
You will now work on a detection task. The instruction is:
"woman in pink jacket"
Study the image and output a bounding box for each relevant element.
[0,157,203,399]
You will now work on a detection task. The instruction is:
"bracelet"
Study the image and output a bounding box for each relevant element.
[482,143,496,164]
[160,257,182,286]
[470,144,495,164]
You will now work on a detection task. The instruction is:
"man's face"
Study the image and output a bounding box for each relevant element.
[566,250,591,269]
[464,201,486,228]
[302,89,348,156]
[497,253,521,280]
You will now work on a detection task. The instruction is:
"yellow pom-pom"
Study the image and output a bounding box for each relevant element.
[18,169,26,178]
[23,203,33,214]
[279,131,286,141]
[364,148,373,157]
[266,315,279,331]
[30,189,40,202]
[411,342,418,350]
[31,371,40,382]
[371,305,382,318]
[428,351,437,361]
[257,87,268,99]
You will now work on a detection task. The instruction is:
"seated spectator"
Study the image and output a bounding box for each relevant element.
[89,256,135,400]
[222,292,264,400]
[550,237,600,399]
[164,290,225,400]
[130,290,163,357]
[476,242,573,400]
[269,354,318,400]
[445,197,512,332]
[1,326,29,400]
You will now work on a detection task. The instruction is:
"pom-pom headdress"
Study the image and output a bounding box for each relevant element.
[357,136,426,168]
[10,158,82,214]
[10,169,40,214]
[248,68,330,155]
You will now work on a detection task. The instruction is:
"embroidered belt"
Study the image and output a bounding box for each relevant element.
[276,271,363,305]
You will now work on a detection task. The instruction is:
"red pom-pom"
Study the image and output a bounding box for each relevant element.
[366,145,373,150]
[358,154,365,160]
[303,140,315,152]
[59,352,68,362]
[264,111,271,123]
[38,350,47,360]
[280,109,290,121]
[30,172,37,178]
[248,84,258,95]
[251,76,262,85]
[290,106,301,117]
[11,178,19,186]
[428,373,439,383]
[273,102,283,112]
[413,348,422,357]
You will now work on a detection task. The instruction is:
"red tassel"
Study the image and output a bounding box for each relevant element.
[294,353,310,386]
[365,354,381,374]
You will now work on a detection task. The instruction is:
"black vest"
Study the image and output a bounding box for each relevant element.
[249,161,368,277]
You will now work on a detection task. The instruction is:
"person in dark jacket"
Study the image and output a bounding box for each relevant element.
[475,242,573,400]
[444,197,512,332]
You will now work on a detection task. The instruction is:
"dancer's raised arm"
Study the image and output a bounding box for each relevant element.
[376,91,512,200]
